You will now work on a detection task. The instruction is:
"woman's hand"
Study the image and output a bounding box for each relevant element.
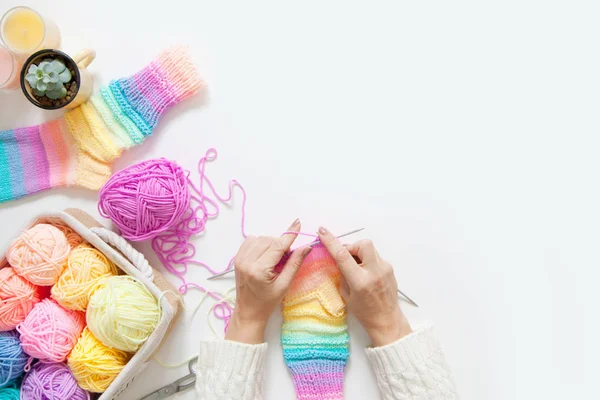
[318,227,412,347]
[225,219,312,344]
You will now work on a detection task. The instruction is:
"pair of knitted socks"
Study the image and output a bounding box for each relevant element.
[0,47,202,203]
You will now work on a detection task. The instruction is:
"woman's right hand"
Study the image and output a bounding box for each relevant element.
[317,227,413,347]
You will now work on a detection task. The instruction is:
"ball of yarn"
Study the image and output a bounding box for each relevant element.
[0,331,28,387]
[98,158,190,241]
[0,387,20,400]
[86,276,160,352]
[21,362,89,400]
[51,245,119,311]
[7,224,71,286]
[0,267,43,331]
[67,327,129,393]
[40,220,84,249]
[17,299,85,362]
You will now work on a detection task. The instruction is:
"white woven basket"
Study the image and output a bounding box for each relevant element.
[0,208,182,400]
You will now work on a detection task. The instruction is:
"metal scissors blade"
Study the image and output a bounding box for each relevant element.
[140,357,198,400]
[207,228,365,280]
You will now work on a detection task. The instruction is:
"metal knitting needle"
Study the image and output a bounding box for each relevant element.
[398,289,419,307]
[207,228,366,280]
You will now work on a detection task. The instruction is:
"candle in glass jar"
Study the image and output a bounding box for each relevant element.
[0,6,60,54]
[0,44,21,90]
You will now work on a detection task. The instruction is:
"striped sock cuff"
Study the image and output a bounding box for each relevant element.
[108,46,203,134]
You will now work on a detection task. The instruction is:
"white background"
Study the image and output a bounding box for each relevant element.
[1,1,599,399]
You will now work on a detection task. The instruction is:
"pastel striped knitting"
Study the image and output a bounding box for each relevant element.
[282,244,349,400]
[0,47,202,203]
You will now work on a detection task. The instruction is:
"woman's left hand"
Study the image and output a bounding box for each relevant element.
[225,219,312,344]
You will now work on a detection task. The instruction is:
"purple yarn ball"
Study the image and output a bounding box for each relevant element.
[21,362,89,400]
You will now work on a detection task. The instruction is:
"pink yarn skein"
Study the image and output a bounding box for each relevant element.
[7,224,71,286]
[17,299,85,362]
[98,158,190,241]
[0,267,43,331]
[21,362,89,400]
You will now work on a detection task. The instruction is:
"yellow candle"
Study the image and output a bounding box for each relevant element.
[0,7,60,54]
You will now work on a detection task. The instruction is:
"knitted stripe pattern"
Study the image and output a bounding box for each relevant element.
[282,244,349,400]
[0,47,202,203]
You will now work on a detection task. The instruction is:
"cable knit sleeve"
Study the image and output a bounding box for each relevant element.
[195,340,268,400]
[365,326,459,400]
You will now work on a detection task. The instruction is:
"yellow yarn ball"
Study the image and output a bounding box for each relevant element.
[7,223,70,286]
[67,327,130,393]
[86,276,160,352]
[51,245,119,311]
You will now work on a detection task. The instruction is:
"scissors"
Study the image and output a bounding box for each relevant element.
[140,357,198,399]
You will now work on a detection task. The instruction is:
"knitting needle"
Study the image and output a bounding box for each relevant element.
[397,289,419,308]
[207,228,365,280]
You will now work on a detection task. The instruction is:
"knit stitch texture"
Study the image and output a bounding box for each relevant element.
[281,244,349,400]
[0,47,202,203]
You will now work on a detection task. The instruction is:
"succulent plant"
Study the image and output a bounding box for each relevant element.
[25,59,72,100]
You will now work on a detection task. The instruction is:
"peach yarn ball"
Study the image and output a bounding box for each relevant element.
[43,221,85,248]
[0,267,43,331]
[51,245,119,311]
[7,224,71,286]
[17,298,85,362]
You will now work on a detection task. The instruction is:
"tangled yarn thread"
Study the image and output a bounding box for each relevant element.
[7,224,70,286]
[0,331,28,388]
[86,276,160,352]
[20,362,89,400]
[0,268,43,331]
[51,245,119,311]
[17,299,85,362]
[67,327,129,393]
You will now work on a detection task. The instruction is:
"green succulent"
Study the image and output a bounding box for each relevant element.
[25,59,72,100]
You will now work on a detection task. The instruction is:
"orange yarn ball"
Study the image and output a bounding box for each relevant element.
[7,224,71,286]
[0,267,43,331]
[52,245,119,311]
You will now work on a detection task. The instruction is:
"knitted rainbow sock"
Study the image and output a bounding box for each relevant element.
[282,244,349,400]
[0,47,202,203]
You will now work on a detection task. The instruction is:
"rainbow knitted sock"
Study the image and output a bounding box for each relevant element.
[282,244,349,400]
[0,47,202,203]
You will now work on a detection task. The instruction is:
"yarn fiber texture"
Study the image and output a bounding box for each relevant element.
[21,362,89,400]
[98,158,190,241]
[0,386,19,400]
[7,224,70,286]
[0,267,43,331]
[51,245,119,311]
[0,331,28,388]
[86,275,160,352]
[67,327,129,393]
[281,245,349,400]
[17,299,85,362]
[39,219,84,249]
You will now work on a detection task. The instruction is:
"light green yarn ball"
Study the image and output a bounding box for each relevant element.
[86,276,160,352]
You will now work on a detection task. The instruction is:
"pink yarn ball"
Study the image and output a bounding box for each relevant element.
[0,267,43,331]
[21,362,89,400]
[98,158,190,241]
[17,299,85,362]
[7,224,71,286]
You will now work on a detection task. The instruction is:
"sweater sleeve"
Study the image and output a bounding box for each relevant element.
[195,340,268,400]
[365,326,459,400]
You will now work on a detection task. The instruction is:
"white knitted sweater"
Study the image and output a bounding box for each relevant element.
[195,326,459,400]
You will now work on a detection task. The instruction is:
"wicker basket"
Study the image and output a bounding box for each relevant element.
[0,208,182,399]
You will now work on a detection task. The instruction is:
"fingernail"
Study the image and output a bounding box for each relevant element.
[318,226,328,235]
[302,247,313,257]
[291,218,300,228]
